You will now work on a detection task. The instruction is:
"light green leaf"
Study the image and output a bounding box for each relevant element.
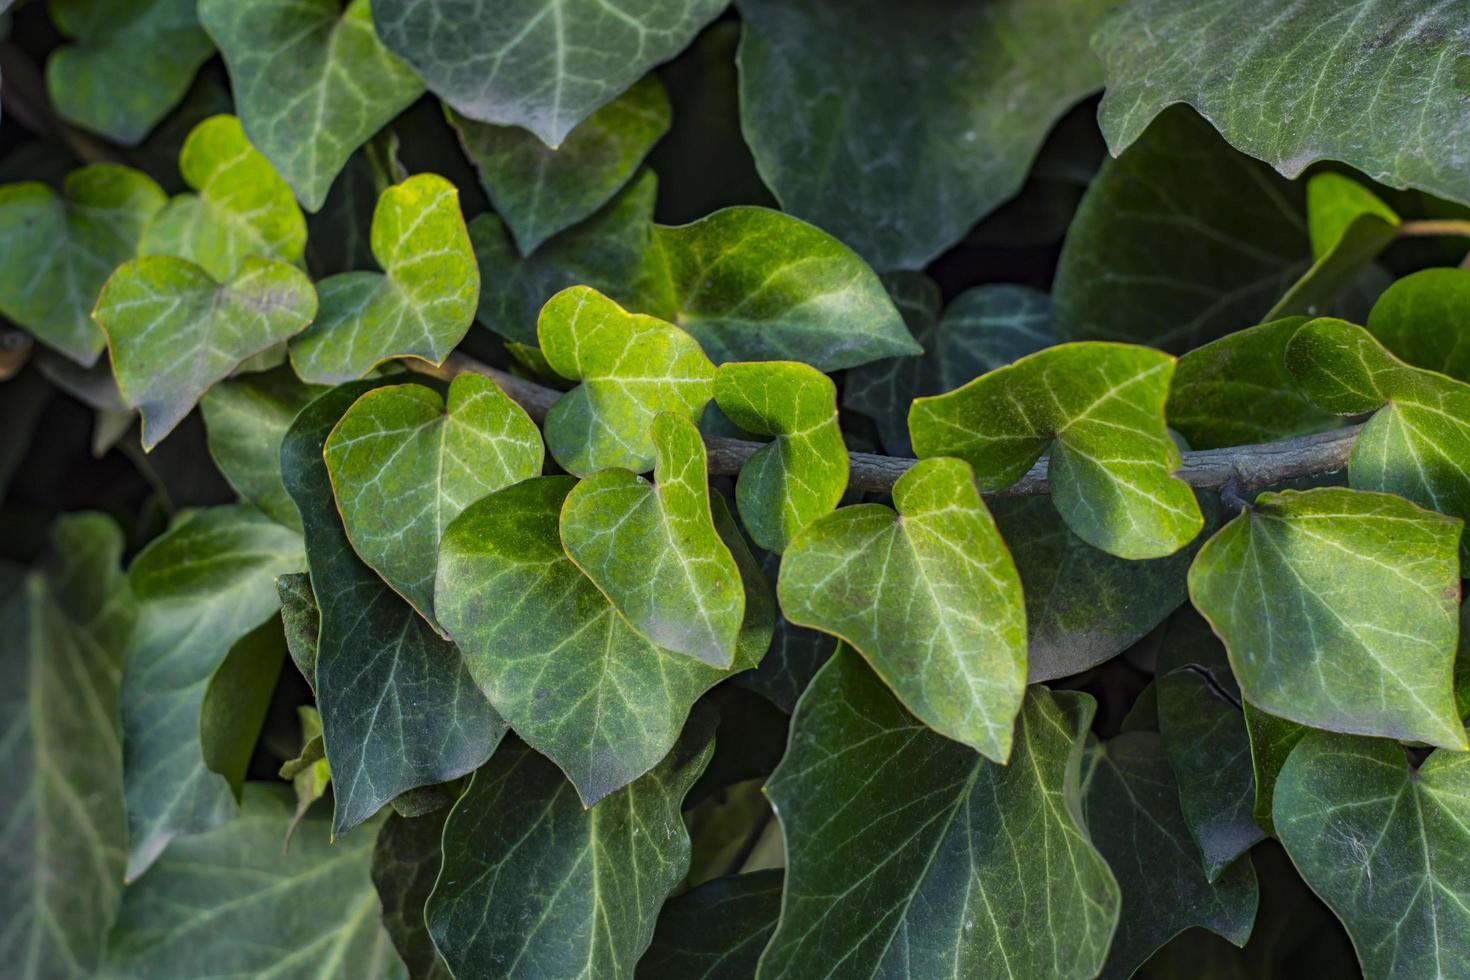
[290,173,480,384]
[561,413,744,666]
[437,475,771,804]
[1188,486,1466,749]
[120,505,304,879]
[103,785,405,979]
[371,810,454,980]
[1095,0,1470,213]
[911,342,1203,559]
[0,165,165,366]
[425,717,715,979]
[777,457,1025,761]
[138,115,307,281]
[199,0,424,212]
[45,0,213,145]
[758,649,1119,979]
[1275,731,1470,980]
[1366,267,1470,381]
[374,0,724,147]
[639,870,783,980]
[1,515,133,980]
[275,571,319,695]
[450,74,670,254]
[714,360,847,554]
[201,365,328,530]
[280,706,331,843]
[539,285,715,476]
[282,381,508,836]
[323,374,543,630]
[735,0,1116,270]
[95,254,318,450]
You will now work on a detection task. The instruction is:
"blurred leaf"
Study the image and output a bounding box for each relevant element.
[199,614,287,799]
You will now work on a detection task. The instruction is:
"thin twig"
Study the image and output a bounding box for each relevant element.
[1397,219,1470,238]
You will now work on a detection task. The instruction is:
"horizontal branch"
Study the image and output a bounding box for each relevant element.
[409,352,1360,496]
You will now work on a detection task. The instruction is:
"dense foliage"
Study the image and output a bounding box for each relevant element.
[6,2,1470,978]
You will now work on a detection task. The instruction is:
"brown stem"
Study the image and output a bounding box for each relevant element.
[1397,219,1470,239]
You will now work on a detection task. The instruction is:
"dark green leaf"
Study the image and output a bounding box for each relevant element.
[275,571,319,695]
[638,870,782,980]
[372,810,454,980]
[198,614,287,799]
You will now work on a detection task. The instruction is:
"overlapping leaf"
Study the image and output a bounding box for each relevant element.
[371,811,454,980]
[639,870,782,980]
[276,572,319,694]
[1366,267,1470,381]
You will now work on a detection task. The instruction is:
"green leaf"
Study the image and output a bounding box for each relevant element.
[1095,0,1470,213]
[290,173,479,384]
[1188,486,1466,749]
[425,717,716,979]
[539,285,715,476]
[0,165,165,366]
[1366,267,1470,381]
[735,0,1115,270]
[1287,317,1470,559]
[450,74,670,254]
[199,615,287,800]
[911,342,1203,560]
[778,457,1025,761]
[436,475,771,804]
[201,365,328,530]
[758,649,1119,979]
[1,515,134,980]
[280,706,331,843]
[1053,106,1307,352]
[638,869,782,980]
[275,571,319,695]
[120,504,304,879]
[138,115,308,281]
[323,375,543,631]
[371,810,454,980]
[46,0,214,145]
[199,0,424,212]
[1242,701,1307,839]
[733,553,834,713]
[1081,731,1258,979]
[374,0,723,147]
[1167,317,1338,450]
[103,784,404,979]
[95,254,318,450]
[714,360,847,553]
[282,381,508,836]
[1275,731,1470,979]
[561,413,744,667]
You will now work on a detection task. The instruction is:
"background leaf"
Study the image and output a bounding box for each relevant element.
[638,870,782,980]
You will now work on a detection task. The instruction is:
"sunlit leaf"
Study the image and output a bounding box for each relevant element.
[1366,267,1470,381]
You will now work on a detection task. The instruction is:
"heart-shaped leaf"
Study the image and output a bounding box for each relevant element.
[561,412,745,667]
[1366,267,1470,381]
[323,374,543,631]
[911,341,1204,559]
[540,285,715,476]
[778,456,1026,761]
[199,0,424,212]
[138,115,308,281]
[0,165,165,366]
[1189,486,1466,749]
[95,255,317,450]
[290,173,479,383]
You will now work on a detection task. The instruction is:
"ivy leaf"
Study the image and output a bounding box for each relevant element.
[778,457,1026,761]
[540,285,715,476]
[1053,106,1306,352]
[1275,731,1470,979]
[1242,701,1307,839]
[1188,486,1466,750]
[201,366,328,530]
[735,0,1114,270]
[1167,317,1338,450]
[1080,731,1258,979]
[275,571,319,695]
[372,810,454,980]
[733,553,833,713]
[104,785,404,978]
[279,706,331,842]
[138,115,308,281]
[1095,0,1470,212]
[199,616,287,801]
[437,475,771,805]
[561,413,745,667]
[450,74,671,254]
[1,515,133,979]
[911,342,1203,560]
[759,649,1120,979]
[199,0,424,212]
[374,0,723,147]
[323,375,543,632]
[713,360,847,554]
[290,174,479,384]
[95,255,318,451]
[425,718,716,979]
[0,165,165,366]
[45,0,214,145]
[638,870,782,980]
[1366,268,1470,381]
[282,381,508,837]
[120,505,304,879]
